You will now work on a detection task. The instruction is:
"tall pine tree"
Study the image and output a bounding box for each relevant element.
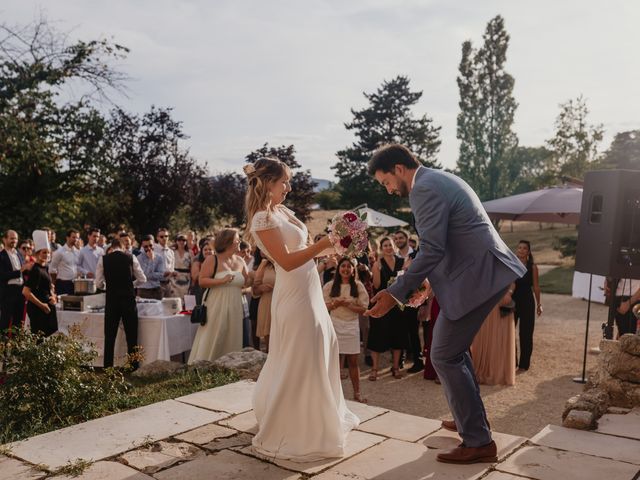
[456,15,518,201]
[333,75,441,212]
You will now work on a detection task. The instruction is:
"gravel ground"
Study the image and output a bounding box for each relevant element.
[344,293,608,439]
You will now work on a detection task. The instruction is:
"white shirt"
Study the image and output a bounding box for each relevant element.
[94,251,147,290]
[49,244,80,281]
[154,244,175,274]
[616,278,640,297]
[410,166,423,190]
[6,250,23,286]
[78,244,104,277]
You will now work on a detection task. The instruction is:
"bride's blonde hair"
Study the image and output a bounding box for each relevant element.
[244,157,291,243]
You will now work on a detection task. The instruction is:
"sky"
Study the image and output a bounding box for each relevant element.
[3,0,640,181]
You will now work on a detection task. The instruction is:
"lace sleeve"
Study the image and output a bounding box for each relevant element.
[251,211,282,232]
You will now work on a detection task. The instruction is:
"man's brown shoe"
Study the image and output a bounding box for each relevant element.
[441,419,457,432]
[440,419,491,433]
[436,441,498,464]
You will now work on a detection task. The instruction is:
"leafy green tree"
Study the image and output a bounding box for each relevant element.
[0,19,128,237]
[599,130,640,170]
[208,172,247,227]
[246,143,316,222]
[546,95,603,179]
[456,15,519,201]
[104,107,207,235]
[333,75,441,212]
[507,146,555,193]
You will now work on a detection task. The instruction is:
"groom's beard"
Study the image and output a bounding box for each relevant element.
[396,179,410,197]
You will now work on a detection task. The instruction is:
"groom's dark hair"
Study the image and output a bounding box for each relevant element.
[368,144,420,175]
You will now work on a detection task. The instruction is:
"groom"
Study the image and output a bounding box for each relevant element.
[365,144,525,464]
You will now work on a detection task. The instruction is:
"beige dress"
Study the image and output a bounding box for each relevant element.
[188,269,244,363]
[256,265,276,338]
[471,303,516,386]
[323,281,369,355]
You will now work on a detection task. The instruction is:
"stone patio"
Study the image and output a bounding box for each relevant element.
[1,380,639,479]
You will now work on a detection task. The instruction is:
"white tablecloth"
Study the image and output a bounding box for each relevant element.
[56,310,198,366]
[572,271,606,304]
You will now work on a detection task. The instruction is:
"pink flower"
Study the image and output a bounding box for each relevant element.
[340,236,353,248]
[343,212,358,222]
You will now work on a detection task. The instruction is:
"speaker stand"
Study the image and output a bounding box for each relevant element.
[573,273,593,384]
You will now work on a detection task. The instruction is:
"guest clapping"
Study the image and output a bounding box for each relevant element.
[188,229,251,363]
[323,258,369,402]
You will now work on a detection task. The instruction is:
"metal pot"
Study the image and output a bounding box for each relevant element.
[73,278,96,295]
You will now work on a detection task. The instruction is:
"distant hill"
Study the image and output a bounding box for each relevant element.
[312,178,333,192]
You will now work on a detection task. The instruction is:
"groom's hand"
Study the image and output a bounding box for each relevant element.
[364,290,397,318]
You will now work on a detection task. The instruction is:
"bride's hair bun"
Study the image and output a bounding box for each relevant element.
[243,164,256,176]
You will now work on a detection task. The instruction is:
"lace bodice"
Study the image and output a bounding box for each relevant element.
[251,206,308,267]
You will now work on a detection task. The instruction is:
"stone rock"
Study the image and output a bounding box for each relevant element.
[619,334,640,356]
[212,349,267,379]
[188,360,218,372]
[562,389,609,421]
[120,441,202,474]
[131,360,186,378]
[594,376,640,408]
[606,406,632,414]
[562,409,596,430]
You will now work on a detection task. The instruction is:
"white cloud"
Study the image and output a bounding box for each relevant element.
[2,0,640,180]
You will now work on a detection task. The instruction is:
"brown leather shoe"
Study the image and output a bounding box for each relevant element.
[436,441,498,464]
[440,419,491,433]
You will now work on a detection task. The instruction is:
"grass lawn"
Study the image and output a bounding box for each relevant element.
[539,266,574,295]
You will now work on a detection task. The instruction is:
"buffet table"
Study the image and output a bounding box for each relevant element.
[56,310,199,366]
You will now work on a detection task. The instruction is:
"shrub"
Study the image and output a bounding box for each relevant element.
[0,328,128,443]
[553,235,577,259]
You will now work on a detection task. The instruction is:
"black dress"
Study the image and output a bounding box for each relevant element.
[367,255,410,353]
[513,263,535,370]
[24,263,58,337]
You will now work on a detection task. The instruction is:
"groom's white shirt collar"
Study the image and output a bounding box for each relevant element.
[410,166,423,190]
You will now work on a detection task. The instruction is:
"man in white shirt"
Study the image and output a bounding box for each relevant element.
[0,230,31,333]
[78,228,104,279]
[605,277,640,336]
[154,228,175,298]
[49,229,81,295]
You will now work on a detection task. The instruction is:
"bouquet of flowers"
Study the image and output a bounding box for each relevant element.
[328,210,369,258]
[387,271,431,310]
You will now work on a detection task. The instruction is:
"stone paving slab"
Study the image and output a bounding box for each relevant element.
[482,473,529,480]
[496,445,640,480]
[176,379,255,414]
[356,410,441,442]
[421,429,526,461]
[174,423,238,445]
[531,424,640,465]
[5,400,224,470]
[0,456,44,480]
[54,461,154,480]
[203,432,254,452]
[315,438,490,480]
[154,449,301,480]
[219,410,259,434]
[119,441,203,474]
[344,400,388,423]
[237,429,385,475]
[596,409,640,440]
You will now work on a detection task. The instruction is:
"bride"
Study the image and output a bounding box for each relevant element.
[245,157,359,462]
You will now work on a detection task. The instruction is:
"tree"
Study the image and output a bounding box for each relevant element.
[208,172,247,227]
[456,15,519,201]
[333,75,441,211]
[546,95,603,179]
[103,107,207,235]
[0,19,128,236]
[506,146,555,194]
[246,143,316,222]
[599,130,640,170]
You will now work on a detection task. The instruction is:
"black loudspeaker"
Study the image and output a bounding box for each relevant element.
[575,169,640,279]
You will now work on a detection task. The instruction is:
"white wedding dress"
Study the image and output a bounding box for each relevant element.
[250,205,359,462]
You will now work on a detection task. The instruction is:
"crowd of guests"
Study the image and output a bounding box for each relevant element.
[2,223,552,390]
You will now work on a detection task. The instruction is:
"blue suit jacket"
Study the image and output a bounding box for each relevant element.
[387,167,526,320]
